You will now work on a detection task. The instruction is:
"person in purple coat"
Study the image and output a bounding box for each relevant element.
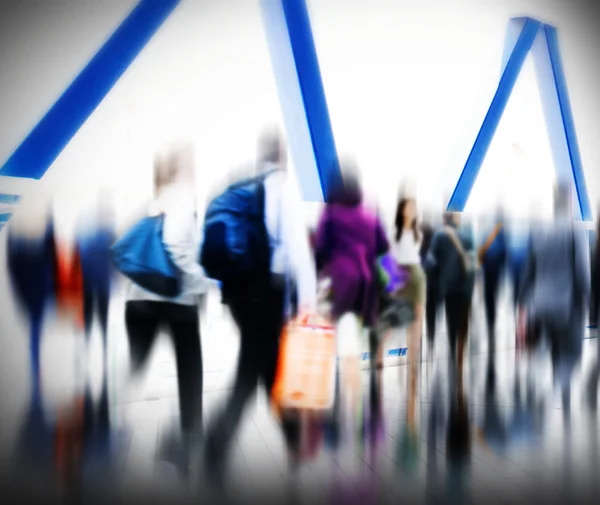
[315,161,389,446]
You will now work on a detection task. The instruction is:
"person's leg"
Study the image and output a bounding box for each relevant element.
[82,283,94,343]
[407,302,422,432]
[425,279,438,356]
[204,294,261,485]
[483,264,496,353]
[165,303,203,438]
[456,299,471,391]
[98,286,110,351]
[445,295,459,364]
[124,301,160,375]
[29,309,44,402]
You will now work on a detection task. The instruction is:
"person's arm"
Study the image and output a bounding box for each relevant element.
[162,193,210,295]
[375,217,390,257]
[280,177,317,312]
[425,231,441,273]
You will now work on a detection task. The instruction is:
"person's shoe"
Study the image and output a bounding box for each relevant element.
[157,428,197,481]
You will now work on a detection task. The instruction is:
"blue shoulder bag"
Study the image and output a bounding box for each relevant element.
[111,214,181,297]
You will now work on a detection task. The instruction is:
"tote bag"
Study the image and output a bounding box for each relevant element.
[111,215,181,297]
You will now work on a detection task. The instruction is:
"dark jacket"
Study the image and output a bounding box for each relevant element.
[425,224,476,299]
[518,220,590,353]
[419,222,435,265]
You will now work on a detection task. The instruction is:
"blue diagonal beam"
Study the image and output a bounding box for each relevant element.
[0,0,180,181]
[543,25,592,221]
[262,0,342,202]
[447,18,541,212]
[281,0,342,201]
[0,213,12,223]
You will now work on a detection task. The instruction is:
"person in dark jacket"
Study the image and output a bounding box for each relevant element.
[425,212,476,383]
[7,196,57,403]
[518,183,590,420]
[478,208,507,355]
[420,211,439,360]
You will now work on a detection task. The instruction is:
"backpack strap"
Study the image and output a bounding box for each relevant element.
[445,225,470,272]
[478,223,503,264]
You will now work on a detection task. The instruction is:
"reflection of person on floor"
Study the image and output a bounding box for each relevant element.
[203,130,317,490]
[421,211,440,361]
[517,183,590,422]
[445,371,471,504]
[425,368,447,500]
[76,191,115,367]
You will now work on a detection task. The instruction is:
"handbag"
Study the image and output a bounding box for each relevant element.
[271,312,337,413]
[111,214,181,297]
[376,253,409,295]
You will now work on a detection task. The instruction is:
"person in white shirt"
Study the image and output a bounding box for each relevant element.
[203,129,317,488]
[392,194,426,436]
[125,146,209,470]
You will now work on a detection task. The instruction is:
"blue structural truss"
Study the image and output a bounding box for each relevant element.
[0,0,180,182]
[0,0,180,230]
[261,0,342,202]
[448,17,592,221]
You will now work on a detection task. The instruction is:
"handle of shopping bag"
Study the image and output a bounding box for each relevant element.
[296,312,333,331]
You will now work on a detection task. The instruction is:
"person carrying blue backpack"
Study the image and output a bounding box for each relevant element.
[114,145,210,476]
[200,129,317,491]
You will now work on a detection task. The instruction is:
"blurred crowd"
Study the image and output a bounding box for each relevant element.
[3,129,599,504]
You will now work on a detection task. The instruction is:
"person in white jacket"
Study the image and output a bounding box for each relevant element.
[125,145,210,471]
[203,129,317,488]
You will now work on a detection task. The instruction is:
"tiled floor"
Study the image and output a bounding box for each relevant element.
[1,286,600,505]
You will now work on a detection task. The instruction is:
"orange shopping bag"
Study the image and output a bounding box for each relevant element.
[272,313,337,414]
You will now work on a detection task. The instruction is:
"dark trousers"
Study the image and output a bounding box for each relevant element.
[83,282,110,345]
[125,301,202,434]
[482,260,503,353]
[205,276,297,470]
[425,277,439,345]
[445,295,471,359]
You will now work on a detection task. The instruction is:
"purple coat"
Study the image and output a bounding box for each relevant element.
[315,203,389,326]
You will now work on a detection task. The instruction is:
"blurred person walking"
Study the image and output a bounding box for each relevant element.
[314,161,389,456]
[392,194,427,438]
[201,130,317,489]
[124,145,208,474]
[425,212,476,387]
[6,190,57,404]
[517,183,590,420]
[420,210,440,360]
[478,208,507,355]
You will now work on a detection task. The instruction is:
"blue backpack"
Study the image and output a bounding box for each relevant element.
[111,215,181,297]
[200,170,278,282]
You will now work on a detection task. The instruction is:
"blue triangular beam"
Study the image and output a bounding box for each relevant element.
[261,0,342,202]
[0,0,180,181]
[448,17,592,221]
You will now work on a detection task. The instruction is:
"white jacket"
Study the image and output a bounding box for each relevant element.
[263,164,317,311]
[128,182,211,306]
